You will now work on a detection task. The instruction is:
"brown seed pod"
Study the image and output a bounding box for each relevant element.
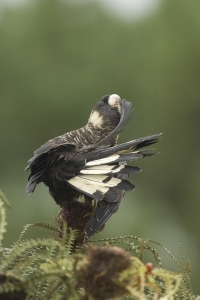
[77,245,132,299]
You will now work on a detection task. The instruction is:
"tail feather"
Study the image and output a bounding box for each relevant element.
[68,174,135,202]
[85,201,120,237]
[82,134,161,237]
[80,165,141,175]
[85,149,156,167]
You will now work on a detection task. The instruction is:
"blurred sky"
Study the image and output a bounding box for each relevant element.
[1,0,161,20]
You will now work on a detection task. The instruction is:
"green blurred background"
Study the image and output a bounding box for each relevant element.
[0,0,200,293]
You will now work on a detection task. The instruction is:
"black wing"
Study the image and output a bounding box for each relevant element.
[70,134,161,168]
[26,144,76,194]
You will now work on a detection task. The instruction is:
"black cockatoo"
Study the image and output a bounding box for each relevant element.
[26,94,160,237]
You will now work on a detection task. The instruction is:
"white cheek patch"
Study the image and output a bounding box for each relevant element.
[89,111,103,128]
[108,94,121,106]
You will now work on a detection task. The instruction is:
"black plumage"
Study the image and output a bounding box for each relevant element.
[26,94,160,237]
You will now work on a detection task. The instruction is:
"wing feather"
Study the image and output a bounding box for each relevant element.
[80,165,141,175]
[85,201,120,237]
[68,175,134,201]
[67,176,119,202]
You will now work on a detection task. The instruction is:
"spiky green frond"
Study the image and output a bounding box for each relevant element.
[0,190,11,246]
[0,232,81,298]
[0,191,199,299]
[93,235,163,268]
[148,238,180,272]
[17,222,60,245]
[0,197,8,246]
[0,190,12,208]
[178,244,193,299]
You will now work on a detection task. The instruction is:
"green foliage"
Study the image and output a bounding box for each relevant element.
[93,235,195,299]
[17,222,60,245]
[0,190,12,246]
[178,244,193,299]
[0,190,199,300]
[0,227,81,299]
[0,190,12,209]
